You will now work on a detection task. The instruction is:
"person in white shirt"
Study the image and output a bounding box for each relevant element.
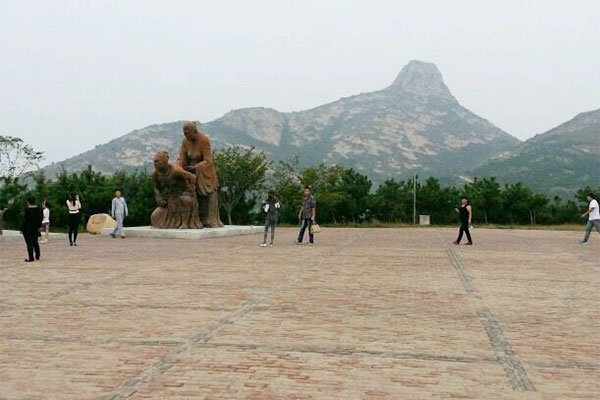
[40,200,50,244]
[580,193,600,244]
[110,190,129,239]
[66,193,82,246]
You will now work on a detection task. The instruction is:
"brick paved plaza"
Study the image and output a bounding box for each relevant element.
[1,227,598,399]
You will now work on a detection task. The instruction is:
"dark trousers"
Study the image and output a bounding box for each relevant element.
[68,213,80,243]
[456,222,472,244]
[297,218,314,244]
[23,232,40,261]
[263,219,276,244]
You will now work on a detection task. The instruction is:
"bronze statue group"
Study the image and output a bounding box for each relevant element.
[10,123,600,262]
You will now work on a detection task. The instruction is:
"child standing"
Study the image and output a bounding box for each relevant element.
[261,191,280,247]
[41,200,50,244]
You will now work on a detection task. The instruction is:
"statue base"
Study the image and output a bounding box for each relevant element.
[100,225,262,240]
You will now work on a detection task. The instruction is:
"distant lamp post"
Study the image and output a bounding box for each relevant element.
[413,173,418,225]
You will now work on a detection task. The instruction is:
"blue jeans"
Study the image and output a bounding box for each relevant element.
[297,218,314,244]
[582,219,600,242]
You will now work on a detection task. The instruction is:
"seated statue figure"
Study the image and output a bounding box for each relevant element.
[151,151,203,229]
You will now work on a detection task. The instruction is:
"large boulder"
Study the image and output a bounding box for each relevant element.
[86,213,117,234]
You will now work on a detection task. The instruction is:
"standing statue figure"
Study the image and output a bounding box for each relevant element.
[151,151,202,229]
[177,122,223,228]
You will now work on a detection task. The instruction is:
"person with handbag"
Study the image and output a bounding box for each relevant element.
[295,186,316,246]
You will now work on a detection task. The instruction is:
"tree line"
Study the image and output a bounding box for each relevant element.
[0,145,596,230]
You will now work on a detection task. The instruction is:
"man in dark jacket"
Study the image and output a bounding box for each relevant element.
[21,196,42,262]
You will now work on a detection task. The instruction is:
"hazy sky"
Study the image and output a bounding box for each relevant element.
[1,0,598,165]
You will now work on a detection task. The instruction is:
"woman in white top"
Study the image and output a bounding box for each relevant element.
[66,193,82,246]
[41,200,50,243]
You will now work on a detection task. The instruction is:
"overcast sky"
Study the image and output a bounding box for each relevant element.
[1,0,598,165]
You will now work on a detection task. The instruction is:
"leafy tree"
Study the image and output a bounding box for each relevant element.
[0,177,28,229]
[418,177,458,224]
[1,140,594,230]
[337,168,372,223]
[465,177,502,224]
[528,193,549,225]
[271,157,303,224]
[214,146,270,225]
[502,183,534,224]
[371,179,411,222]
[0,136,43,180]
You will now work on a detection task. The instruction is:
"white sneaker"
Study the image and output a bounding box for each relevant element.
[270,243,273,248]
[260,243,267,247]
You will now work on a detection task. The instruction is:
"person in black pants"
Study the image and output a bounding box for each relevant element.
[453,196,473,245]
[66,193,82,246]
[21,196,43,262]
[295,186,316,246]
[261,191,280,247]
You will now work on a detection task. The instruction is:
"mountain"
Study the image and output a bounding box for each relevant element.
[473,109,600,197]
[44,60,520,183]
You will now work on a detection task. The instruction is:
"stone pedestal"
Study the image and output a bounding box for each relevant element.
[100,225,261,240]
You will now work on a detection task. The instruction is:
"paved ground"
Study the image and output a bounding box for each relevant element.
[0,227,598,400]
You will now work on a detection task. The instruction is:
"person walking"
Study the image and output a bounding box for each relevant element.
[21,196,42,262]
[453,196,473,245]
[40,200,50,244]
[66,193,82,246]
[295,186,316,246]
[110,190,129,239]
[579,193,600,245]
[261,191,280,247]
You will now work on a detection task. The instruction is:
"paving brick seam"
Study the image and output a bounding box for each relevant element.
[4,331,596,372]
[46,271,130,301]
[0,333,185,347]
[198,342,500,365]
[99,230,369,400]
[477,307,537,391]
[0,302,238,312]
[440,237,537,392]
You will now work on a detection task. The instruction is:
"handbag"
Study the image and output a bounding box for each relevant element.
[310,223,321,234]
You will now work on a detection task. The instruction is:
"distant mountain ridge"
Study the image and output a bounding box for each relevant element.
[473,108,600,197]
[45,60,522,184]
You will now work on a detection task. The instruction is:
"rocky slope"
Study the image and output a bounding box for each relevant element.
[473,109,600,196]
[45,60,520,183]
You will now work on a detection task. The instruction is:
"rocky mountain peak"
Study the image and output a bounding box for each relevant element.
[389,60,455,100]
